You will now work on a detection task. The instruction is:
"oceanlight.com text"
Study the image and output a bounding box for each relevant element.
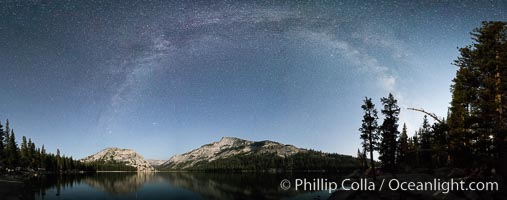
[279,178,499,194]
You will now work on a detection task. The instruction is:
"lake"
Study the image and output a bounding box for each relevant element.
[27,172,343,200]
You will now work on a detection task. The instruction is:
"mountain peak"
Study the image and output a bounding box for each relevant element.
[162,137,306,169]
[103,147,129,151]
[219,136,245,141]
[81,147,154,171]
[218,137,246,145]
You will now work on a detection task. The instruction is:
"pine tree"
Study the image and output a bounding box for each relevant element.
[4,130,9,157]
[40,145,46,169]
[4,119,9,142]
[397,123,409,167]
[4,120,9,155]
[379,93,401,172]
[0,121,4,165]
[472,22,507,172]
[28,138,36,168]
[449,21,507,171]
[359,97,379,180]
[20,136,28,166]
[418,116,433,168]
[406,137,417,166]
[432,119,449,167]
[6,130,19,168]
[56,148,61,171]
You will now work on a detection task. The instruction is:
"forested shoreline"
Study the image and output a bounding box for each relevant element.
[0,119,135,174]
[165,150,359,172]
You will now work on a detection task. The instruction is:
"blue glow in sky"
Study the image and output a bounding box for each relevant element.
[0,1,506,159]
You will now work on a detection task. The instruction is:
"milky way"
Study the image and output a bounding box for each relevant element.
[0,0,505,159]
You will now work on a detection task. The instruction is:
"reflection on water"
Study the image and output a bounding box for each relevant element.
[28,172,341,200]
[83,172,153,194]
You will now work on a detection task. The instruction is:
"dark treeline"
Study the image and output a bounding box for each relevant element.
[0,119,89,172]
[358,21,507,178]
[174,150,358,172]
[0,119,134,173]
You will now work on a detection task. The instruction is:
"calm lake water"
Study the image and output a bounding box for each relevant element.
[28,172,342,200]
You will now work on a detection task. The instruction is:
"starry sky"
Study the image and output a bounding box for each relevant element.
[0,1,505,160]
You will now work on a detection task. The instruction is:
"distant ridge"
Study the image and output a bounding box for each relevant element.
[147,159,166,167]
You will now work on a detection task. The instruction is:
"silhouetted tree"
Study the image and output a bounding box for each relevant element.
[359,97,379,180]
[432,119,449,167]
[418,116,432,168]
[448,21,507,173]
[40,145,46,168]
[6,130,19,168]
[379,93,400,172]
[397,123,409,167]
[20,136,28,166]
[0,121,4,165]
[56,149,61,171]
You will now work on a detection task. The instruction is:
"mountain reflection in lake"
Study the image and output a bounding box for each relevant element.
[28,172,341,200]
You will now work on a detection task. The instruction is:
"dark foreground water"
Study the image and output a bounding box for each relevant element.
[27,172,342,200]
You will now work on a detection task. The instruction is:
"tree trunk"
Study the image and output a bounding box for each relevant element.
[369,134,376,181]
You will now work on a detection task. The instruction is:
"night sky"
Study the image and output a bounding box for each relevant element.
[0,1,505,160]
